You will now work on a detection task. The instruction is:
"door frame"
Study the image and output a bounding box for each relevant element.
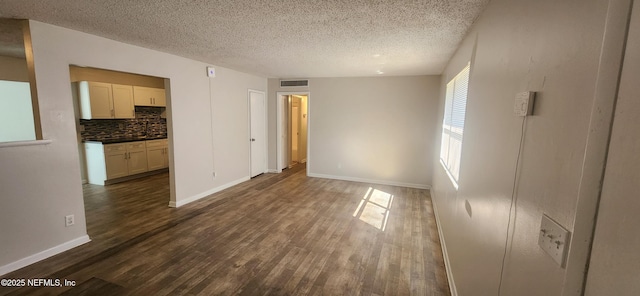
[248,89,267,177]
[276,91,310,173]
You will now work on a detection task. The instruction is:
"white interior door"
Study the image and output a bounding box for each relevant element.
[280,95,288,169]
[249,90,266,177]
[291,105,299,162]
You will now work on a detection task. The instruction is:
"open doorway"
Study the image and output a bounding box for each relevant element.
[276,92,309,173]
[69,65,172,243]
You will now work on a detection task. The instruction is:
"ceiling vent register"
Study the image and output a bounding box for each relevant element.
[280,80,309,87]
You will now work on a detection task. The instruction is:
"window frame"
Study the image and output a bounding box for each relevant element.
[440,63,471,188]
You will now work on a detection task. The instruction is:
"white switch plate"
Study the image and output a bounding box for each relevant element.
[206,66,216,78]
[514,91,535,116]
[538,214,570,267]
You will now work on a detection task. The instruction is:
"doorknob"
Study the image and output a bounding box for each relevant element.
[251,138,256,142]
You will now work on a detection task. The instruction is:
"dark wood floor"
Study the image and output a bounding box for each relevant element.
[1,165,449,295]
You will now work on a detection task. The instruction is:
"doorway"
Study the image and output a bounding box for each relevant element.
[276,91,310,173]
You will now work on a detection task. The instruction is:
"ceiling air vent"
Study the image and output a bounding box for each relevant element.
[280,79,309,87]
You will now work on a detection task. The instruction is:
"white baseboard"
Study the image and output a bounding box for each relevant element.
[307,173,431,189]
[267,169,279,173]
[169,176,250,207]
[430,188,457,296]
[0,235,91,276]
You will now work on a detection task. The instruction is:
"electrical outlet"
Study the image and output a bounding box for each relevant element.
[65,215,75,227]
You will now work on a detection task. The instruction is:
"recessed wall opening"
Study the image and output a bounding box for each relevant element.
[69,65,172,242]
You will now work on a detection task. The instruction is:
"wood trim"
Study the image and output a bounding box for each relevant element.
[21,20,42,140]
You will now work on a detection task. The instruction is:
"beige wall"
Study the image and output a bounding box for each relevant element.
[0,55,29,82]
[431,0,628,295]
[267,76,441,188]
[0,21,266,273]
[585,1,640,294]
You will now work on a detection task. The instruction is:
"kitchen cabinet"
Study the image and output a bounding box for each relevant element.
[146,139,169,170]
[126,142,149,175]
[104,143,128,179]
[133,86,166,107]
[78,81,135,119]
[85,141,149,185]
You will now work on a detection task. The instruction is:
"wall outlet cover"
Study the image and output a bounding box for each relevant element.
[65,215,75,227]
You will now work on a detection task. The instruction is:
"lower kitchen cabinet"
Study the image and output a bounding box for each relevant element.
[85,141,152,185]
[146,139,169,171]
[104,143,128,179]
[126,142,149,175]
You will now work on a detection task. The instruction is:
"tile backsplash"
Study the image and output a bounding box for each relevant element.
[80,107,167,141]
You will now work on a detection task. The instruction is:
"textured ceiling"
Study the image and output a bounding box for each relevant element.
[0,0,489,78]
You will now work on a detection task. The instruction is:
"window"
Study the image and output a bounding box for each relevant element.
[0,19,42,143]
[440,63,470,187]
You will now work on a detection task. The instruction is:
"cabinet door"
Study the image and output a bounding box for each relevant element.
[153,88,166,107]
[128,150,149,174]
[134,86,166,106]
[146,147,165,171]
[88,82,113,119]
[105,144,128,179]
[162,146,169,168]
[133,86,154,106]
[112,84,135,118]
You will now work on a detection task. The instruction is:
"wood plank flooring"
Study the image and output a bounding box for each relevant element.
[1,165,449,295]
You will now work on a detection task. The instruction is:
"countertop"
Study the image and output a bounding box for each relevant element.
[83,136,167,144]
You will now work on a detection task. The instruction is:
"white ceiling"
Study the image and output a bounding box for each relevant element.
[0,0,489,78]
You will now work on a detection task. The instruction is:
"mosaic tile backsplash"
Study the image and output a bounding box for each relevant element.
[80,107,167,141]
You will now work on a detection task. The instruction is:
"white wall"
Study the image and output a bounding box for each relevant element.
[267,76,441,188]
[0,21,266,274]
[431,0,627,295]
[585,1,640,294]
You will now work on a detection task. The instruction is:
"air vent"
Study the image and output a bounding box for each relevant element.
[280,80,309,87]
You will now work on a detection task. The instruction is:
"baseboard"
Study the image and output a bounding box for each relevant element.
[267,169,279,173]
[0,235,91,276]
[430,188,457,296]
[307,173,431,189]
[169,176,251,208]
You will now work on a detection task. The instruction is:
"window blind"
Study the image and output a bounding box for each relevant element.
[440,63,470,187]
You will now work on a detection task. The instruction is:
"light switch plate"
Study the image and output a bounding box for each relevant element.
[514,91,535,116]
[538,214,570,267]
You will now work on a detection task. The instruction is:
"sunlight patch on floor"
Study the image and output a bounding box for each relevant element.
[353,187,394,231]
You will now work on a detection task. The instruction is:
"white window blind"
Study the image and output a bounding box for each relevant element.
[440,63,470,187]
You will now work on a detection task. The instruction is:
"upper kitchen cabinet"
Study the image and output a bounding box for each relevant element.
[133,86,166,107]
[112,84,135,118]
[78,81,135,119]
